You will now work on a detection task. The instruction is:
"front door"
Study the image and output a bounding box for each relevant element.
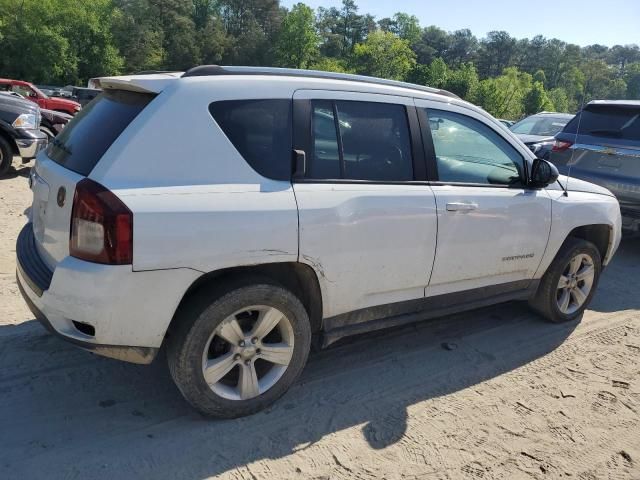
[292,90,438,319]
[414,100,552,297]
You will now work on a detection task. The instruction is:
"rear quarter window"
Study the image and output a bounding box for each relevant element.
[208,99,292,181]
[47,90,155,176]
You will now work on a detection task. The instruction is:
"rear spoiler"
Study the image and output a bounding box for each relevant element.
[91,72,183,94]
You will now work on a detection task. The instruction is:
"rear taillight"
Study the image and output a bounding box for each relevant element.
[70,179,132,265]
[552,140,573,152]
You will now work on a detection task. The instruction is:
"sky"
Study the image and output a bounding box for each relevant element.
[281,0,640,47]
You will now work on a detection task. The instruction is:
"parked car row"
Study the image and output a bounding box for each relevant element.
[0,78,82,115]
[35,84,102,106]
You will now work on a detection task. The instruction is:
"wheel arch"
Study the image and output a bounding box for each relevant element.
[566,224,612,265]
[166,262,324,341]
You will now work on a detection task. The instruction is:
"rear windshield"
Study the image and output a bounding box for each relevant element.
[563,104,640,141]
[47,90,155,175]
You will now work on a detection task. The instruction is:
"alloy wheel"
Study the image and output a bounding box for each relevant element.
[201,305,295,400]
[556,253,595,315]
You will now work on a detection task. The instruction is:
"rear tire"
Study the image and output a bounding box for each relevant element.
[529,237,601,323]
[0,135,13,176]
[167,281,312,418]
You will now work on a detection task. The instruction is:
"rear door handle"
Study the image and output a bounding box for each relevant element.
[446,202,478,212]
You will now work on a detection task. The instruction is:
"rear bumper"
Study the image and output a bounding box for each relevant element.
[15,223,200,364]
[17,277,157,364]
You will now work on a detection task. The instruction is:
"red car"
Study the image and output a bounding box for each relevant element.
[0,79,81,115]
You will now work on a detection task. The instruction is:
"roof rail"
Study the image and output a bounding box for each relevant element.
[182,65,460,100]
[134,70,180,75]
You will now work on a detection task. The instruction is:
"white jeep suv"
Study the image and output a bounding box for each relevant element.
[16,66,622,418]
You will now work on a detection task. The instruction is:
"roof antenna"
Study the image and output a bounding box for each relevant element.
[564,90,587,197]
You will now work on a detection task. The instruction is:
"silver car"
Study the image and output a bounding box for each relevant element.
[550,100,640,232]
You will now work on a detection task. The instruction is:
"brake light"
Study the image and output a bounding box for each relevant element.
[70,179,132,265]
[552,140,573,152]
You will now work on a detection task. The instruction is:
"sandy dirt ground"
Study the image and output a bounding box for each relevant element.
[1,162,639,480]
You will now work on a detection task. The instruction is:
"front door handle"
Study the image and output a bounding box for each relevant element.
[446,202,478,212]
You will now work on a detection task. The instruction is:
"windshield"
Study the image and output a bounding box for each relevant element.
[510,116,571,136]
[31,85,47,99]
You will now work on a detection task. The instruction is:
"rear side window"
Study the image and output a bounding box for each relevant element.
[47,90,154,176]
[308,100,413,182]
[209,99,292,180]
[564,105,640,141]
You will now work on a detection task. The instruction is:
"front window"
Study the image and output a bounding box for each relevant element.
[426,109,524,186]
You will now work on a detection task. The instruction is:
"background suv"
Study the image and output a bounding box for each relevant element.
[550,100,640,232]
[16,67,621,418]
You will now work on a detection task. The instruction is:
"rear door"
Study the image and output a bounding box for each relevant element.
[29,90,155,270]
[553,103,640,214]
[292,90,437,319]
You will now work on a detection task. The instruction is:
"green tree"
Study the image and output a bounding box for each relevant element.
[391,12,421,45]
[275,3,319,68]
[426,57,448,88]
[310,57,353,73]
[112,0,164,72]
[523,81,553,114]
[444,63,479,101]
[547,88,570,112]
[607,44,640,76]
[413,25,450,65]
[352,30,416,80]
[625,62,640,99]
[475,67,533,119]
[533,70,546,84]
[477,31,517,78]
[218,0,284,65]
[444,29,478,67]
[0,0,123,84]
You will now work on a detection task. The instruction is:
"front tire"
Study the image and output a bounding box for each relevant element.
[167,282,312,418]
[529,237,601,323]
[0,135,13,176]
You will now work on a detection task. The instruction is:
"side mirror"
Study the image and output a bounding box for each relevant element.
[530,158,559,188]
[429,118,444,131]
